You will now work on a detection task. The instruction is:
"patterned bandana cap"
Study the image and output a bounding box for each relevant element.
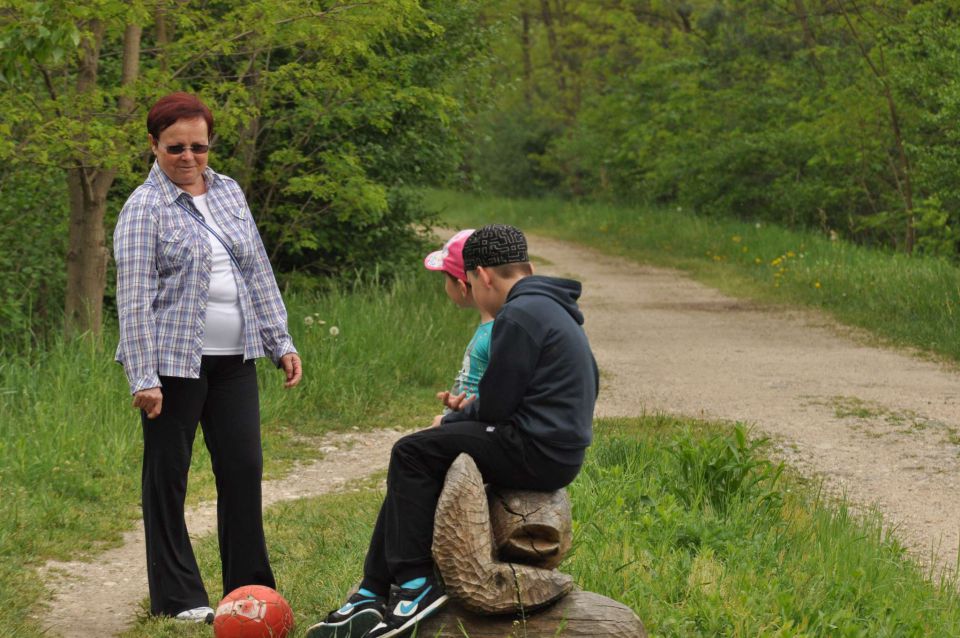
[462,224,528,271]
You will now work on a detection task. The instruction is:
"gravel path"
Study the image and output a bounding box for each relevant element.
[528,233,960,577]
[38,428,406,638]
[37,231,960,636]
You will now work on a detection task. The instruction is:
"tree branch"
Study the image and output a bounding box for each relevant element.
[170,3,375,80]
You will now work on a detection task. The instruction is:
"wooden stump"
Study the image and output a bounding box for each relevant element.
[416,590,647,637]
[432,454,574,614]
[489,486,573,569]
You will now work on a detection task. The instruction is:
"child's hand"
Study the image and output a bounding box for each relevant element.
[446,392,475,412]
[436,390,451,406]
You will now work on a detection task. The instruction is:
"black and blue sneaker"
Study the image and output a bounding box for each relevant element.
[365,576,449,638]
[305,588,387,638]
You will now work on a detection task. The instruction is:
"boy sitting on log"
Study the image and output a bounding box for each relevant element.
[306,224,599,638]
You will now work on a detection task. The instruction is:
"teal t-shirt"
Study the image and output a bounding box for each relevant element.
[450,320,493,400]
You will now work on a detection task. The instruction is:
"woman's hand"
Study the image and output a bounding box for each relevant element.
[430,414,444,428]
[133,387,163,419]
[280,353,302,388]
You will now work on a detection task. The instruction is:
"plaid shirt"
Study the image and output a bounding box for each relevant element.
[114,162,296,394]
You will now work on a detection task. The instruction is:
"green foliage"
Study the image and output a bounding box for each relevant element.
[0,0,494,343]
[460,0,960,258]
[0,168,68,345]
[667,425,782,516]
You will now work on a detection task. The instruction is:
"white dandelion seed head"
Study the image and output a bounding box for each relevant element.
[303,316,314,326]
[329,326,340,337]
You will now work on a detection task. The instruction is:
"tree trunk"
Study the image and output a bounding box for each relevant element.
[792,0,824,81]
[539,0,567,102]
[155,5,170,71]
[833,0,914,252]
[520,5,533,109]
[417,591,646,638]
[64,19,141,337]
[65,169,112,337]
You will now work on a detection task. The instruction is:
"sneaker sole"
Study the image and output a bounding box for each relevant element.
[376,595,449,638]
[173,610,215,624]
[305,609,383,638]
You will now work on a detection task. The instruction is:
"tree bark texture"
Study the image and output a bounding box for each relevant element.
[64,18,141,337]
[417,591,647,638]
[432,454,574,615]
[65,169,111,337]
[520,5,533,109]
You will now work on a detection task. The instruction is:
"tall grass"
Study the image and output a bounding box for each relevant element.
[570,418,960,636]
[0,269,475,637]
[124,417,960,637]
[425,189,960,362]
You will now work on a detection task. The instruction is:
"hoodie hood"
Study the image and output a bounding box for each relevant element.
[506,275,584,325]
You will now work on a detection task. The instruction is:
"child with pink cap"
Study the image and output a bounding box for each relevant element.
[423,229,494,425]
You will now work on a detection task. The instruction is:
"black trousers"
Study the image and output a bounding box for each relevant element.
[361,421,582,594]
[141,355,275,616]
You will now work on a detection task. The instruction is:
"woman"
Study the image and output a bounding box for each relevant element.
[114,92,302,622]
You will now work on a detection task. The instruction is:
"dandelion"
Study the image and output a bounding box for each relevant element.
[786,251,796,258]
[771,257,782,266]
[741,246,749,253]
[303,316,314,326]
[731,235,742,243]
[815,281,821,289]
[754,257,762,265]
[329,326,340,337]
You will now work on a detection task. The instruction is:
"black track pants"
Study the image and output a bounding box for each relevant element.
[140,355,275,616]
[360,421,581,593]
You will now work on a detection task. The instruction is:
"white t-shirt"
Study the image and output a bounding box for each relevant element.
[192,193,244,355]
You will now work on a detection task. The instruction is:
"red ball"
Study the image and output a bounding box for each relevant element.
[213,585,295,638]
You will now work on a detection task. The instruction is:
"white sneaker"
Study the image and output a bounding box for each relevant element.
[174,606,215,623]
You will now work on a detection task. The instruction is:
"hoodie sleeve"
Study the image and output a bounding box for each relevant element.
[443,314,540,425]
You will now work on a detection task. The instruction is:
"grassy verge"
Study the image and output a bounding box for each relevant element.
[424,189,960,363]
[0,270,476,637]
[124,417,960,637]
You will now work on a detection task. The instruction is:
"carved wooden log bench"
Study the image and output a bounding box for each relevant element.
[422,453,646,637]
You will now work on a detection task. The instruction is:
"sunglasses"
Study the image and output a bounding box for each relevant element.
[159,143,210,155]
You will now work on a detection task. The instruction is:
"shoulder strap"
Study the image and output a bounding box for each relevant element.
[175,197,243,272]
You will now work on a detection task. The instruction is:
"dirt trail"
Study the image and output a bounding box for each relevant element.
[38,428,406,638]
[528,233,960,574]
[37,232,960,637]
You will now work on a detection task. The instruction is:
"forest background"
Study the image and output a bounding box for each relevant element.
[3,0,960,347]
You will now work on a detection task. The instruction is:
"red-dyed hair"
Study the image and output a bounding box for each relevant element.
[146,92,214,140]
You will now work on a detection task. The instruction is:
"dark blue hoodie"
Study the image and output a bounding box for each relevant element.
[443,275,599,465]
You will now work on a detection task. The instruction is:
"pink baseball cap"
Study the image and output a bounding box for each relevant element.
[424,229,474,282]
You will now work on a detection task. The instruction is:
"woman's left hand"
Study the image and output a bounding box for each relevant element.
[280,353,302,388]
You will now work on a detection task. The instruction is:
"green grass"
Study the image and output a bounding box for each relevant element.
[0,269,477,637]
[424,189,960,363]
[122,417,960,637]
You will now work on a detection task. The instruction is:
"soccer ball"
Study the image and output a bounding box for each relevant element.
[213,585,295,638]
